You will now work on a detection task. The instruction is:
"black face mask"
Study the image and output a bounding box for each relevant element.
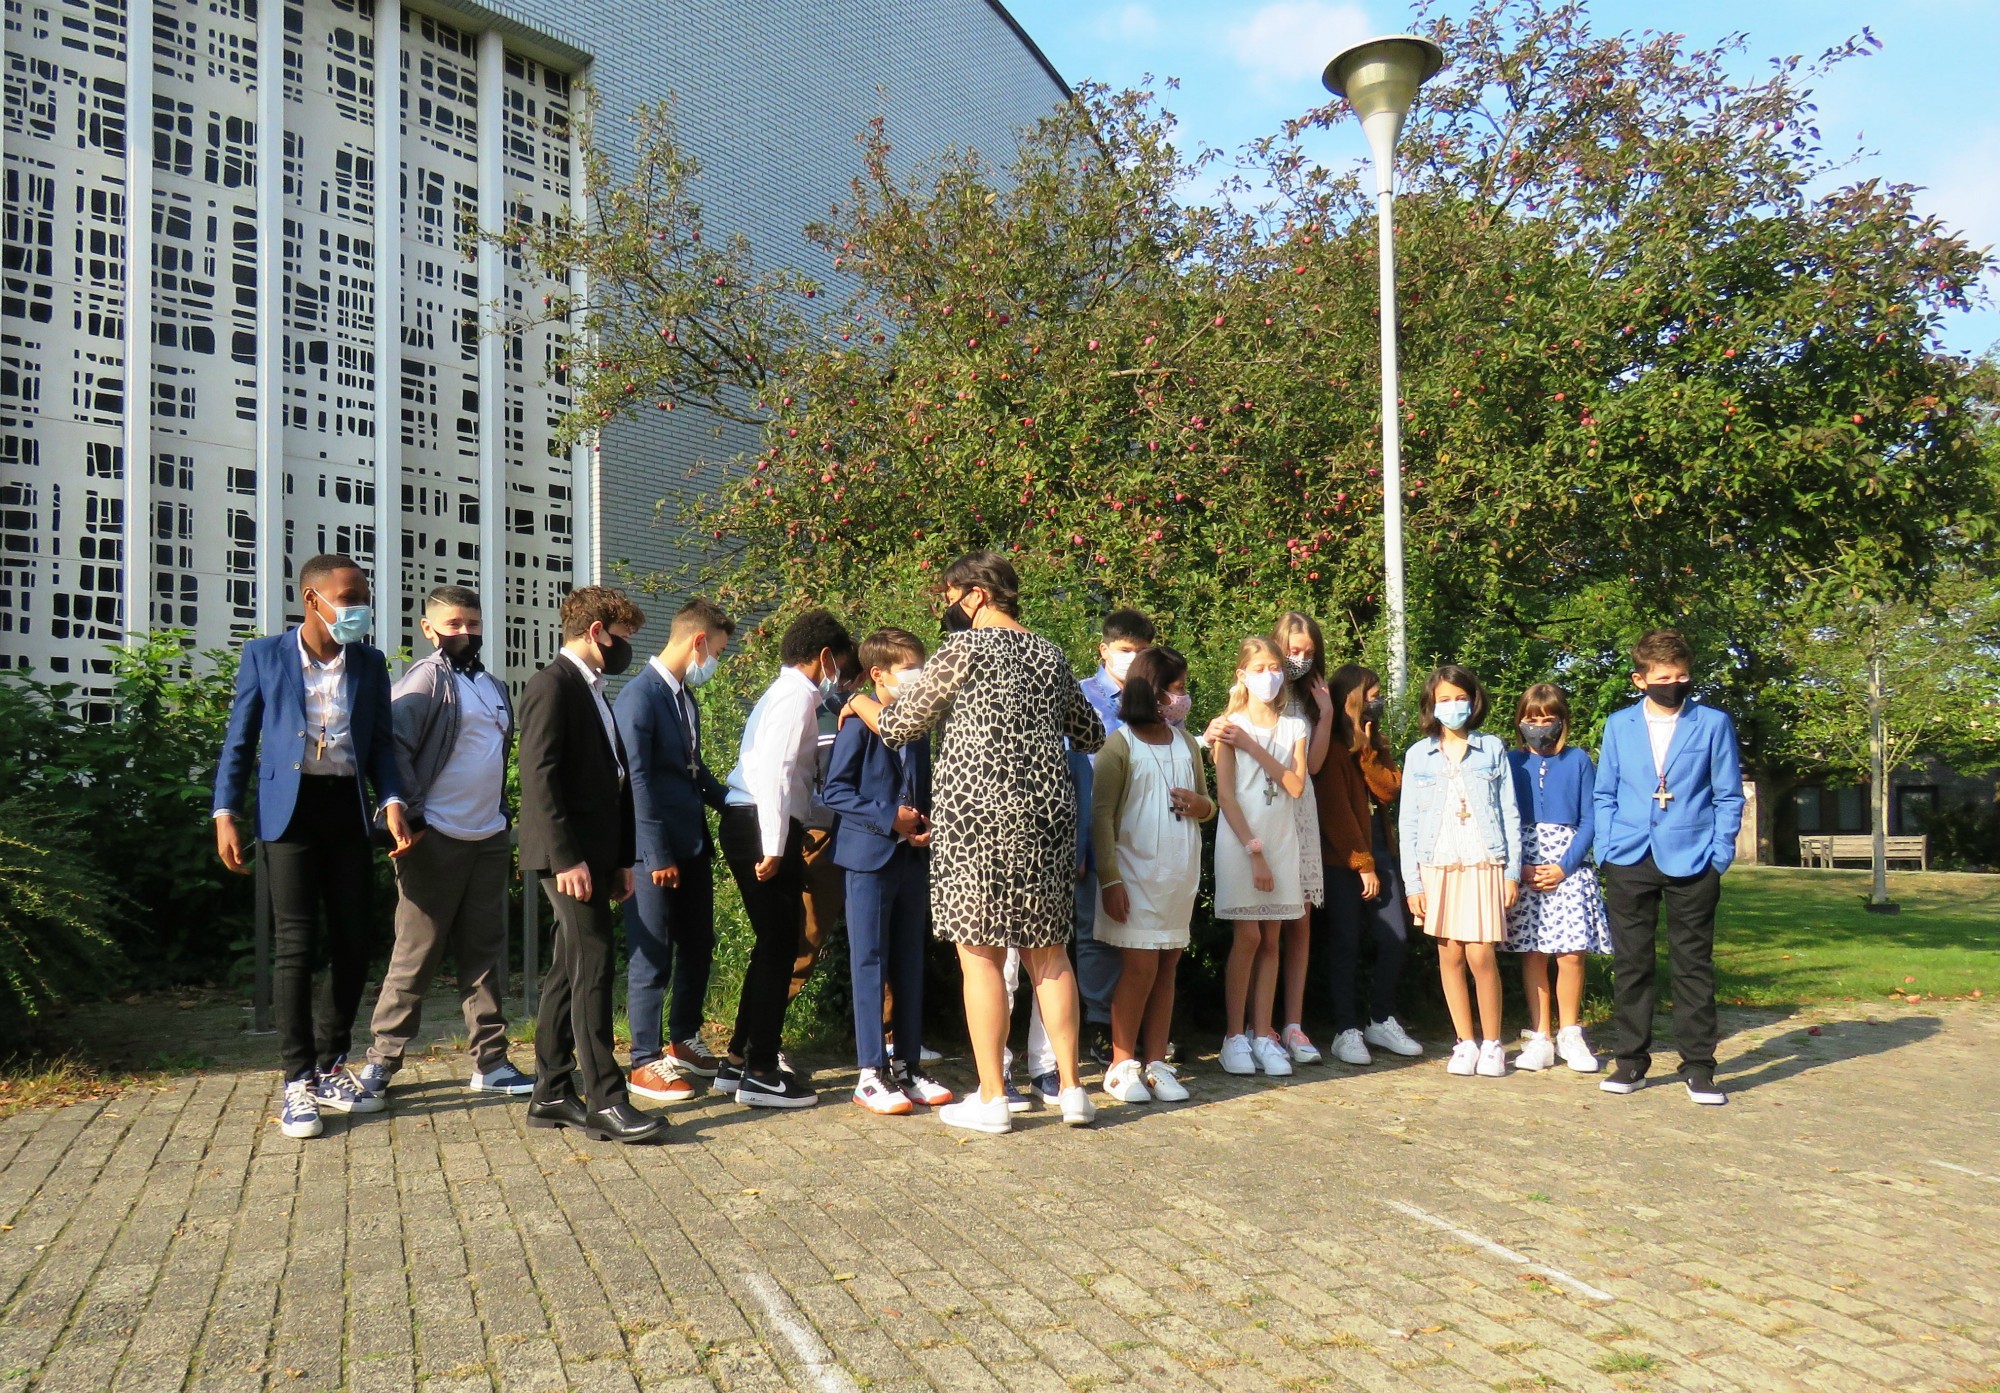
[596,631,634,677]
[1519,720,1562,753]
[438,632,483,672]
[941,597,974,635]
[1363,697,1387,725]
[1644,680,1692,711]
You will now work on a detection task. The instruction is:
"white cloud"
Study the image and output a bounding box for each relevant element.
[1094,3,1160,42]
[1227,2,1372,88]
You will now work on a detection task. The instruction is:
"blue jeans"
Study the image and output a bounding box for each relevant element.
[846,850,929,1071]
[1072,868,1120,1026]
[625,854,715,1067]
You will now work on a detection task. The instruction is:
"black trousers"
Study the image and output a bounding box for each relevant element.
[264,774,375,1082]
[1601,854,1722,1075]
[534,870,628,1112]
[720,806,806,1073]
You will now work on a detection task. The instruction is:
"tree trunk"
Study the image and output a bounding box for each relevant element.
[1868,637,1891,907]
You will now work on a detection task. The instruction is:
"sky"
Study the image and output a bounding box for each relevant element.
[998,0,2000,359]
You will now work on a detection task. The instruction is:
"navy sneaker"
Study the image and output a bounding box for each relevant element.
[1000,1078,1036,1113]
[1031,1070,1062,1106]
[280,1079,323,1139]
[313,1060,384,1114]
[470,1060,536,1094]
[355,1062,393,1104]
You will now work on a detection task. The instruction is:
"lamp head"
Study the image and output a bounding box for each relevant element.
[1322,35,1446,195]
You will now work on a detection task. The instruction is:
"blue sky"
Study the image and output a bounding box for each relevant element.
[999,0,2000,358]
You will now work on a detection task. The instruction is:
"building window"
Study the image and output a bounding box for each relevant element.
[1896,786,1938,835]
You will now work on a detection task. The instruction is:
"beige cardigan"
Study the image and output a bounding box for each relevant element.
[1090,725,1215,888]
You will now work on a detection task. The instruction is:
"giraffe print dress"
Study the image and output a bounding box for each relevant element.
[878,626,1105,948]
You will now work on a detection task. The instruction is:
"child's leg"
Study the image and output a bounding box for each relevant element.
[956,944,1010,1103]
[1465,943,1503,1042]
[886,861,928,1066]
[1555,953,1587,1031]
[1522,951,1552,1036]
[1141,949,1183,1064]
[1662,868,1724,1073]
[1280,912,1311,1031]
[846,870,890,1072]
[1436,940,1473,1040]
[1109,948,1159,1066]
[1601,861,1665,1074]
[1250,923,1284,1039]
[1021,944,1084,1090]
[1224,921,1261,1036]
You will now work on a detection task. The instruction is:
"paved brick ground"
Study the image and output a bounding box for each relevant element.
[1,1002,1995,1392]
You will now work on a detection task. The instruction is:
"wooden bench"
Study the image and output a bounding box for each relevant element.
[1797,834,1929,871]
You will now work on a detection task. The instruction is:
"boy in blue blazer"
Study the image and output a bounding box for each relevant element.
[1592,628,1744,1106]
[212,553,412,1139]
[821,628,953,1115]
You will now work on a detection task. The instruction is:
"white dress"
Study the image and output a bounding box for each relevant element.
[1093,728,1201,950]
[1284,694,1325,909]
[1213,712,1308,921]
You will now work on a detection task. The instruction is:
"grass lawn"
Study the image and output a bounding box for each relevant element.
[1714,867,1998,1007]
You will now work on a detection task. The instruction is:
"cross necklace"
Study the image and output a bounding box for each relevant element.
[1245,722,1285,805]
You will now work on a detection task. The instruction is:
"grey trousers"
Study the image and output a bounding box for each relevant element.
[368,828,514,1071]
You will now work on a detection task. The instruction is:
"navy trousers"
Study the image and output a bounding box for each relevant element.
[845,848,929,1072]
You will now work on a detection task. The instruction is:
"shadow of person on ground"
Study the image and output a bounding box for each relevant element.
[1717,1014,1941,1093]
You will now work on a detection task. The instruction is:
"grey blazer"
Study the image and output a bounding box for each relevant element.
[390,648,515,832]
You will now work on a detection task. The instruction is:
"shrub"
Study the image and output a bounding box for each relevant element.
[0,794,124,1026]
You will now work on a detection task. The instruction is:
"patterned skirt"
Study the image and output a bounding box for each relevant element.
[1502,822,1612,955]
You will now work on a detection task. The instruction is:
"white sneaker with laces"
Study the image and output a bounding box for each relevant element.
[1059,1085,1098,1127]
[1251,1035,1294,1077]
[1103,1059,1151,1103]
[1446,1040,1479,1076]
[939,1092,1013,1134]
[1516,1032,1557,1072]
[852,1068,913,1115]
[1219,1033,1257,1075]
[1143,1061,1190,1102]
[919,1045,943,1064]
[1330,1028,1372,1066]
[1476,1039,1508,1077]
[1364,1016,1425,1057]
[1281,1024,1321,1065]
[1556,1025,1599,1073]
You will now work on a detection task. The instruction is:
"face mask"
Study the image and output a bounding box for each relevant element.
[1283,655,1313,681]
[685,648,720,689]
[1519,720,1562,752]
[1243,670,1284,705]
[1363,697,1387,725]
[1160,691,1193,725]
[941,596,974,634]
[315,595,372,645]
[818,661,847,705]
[437,632,482,672]
[1434,699,1472,731]
[595,629,633,677]
[1106,649,1137,682]
[885,665,923,699]
[1645,680,1692,711]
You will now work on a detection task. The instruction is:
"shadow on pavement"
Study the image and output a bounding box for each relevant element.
[1718,1014,1941,1092]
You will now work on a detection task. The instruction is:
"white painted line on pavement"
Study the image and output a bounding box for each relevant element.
[739,1272,862,1393]
[1384,1199,1615,1302]
[1925,1159,1997,1182]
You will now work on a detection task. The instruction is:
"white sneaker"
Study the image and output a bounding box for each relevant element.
[1476,1040,1508,1077]
[1059,1085,1097,1127]
[1251,1035,1294,1077]
[1219,1033,1257,1075]
[1103,1059,1151,1103]
[1364,1016,1425,1057]
[1446,1040,1479,1076]
[1143,1061,1190,1102]
[1330,1028,1372,1066]
[1281,1024,1322,1065]
[919,1045,943,1064]
[938,1093,1012,1135]
[1516,1032,1557,1072]
[1556,1025,1600,1073]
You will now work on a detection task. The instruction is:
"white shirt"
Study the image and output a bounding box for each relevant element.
[725,665,821,858]
[1644,703,1679,777]
[561,648,625,785]
[423,670,509,840]
[648,655,696,760]
[300,629,354,776]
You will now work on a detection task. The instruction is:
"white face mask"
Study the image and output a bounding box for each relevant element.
[1243,670,1284,705]
[882,664,923,698]
[1106,649,1138,682]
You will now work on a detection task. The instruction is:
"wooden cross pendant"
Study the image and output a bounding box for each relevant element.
[1262,779,1279,806]
[315,730,327,760]
[1455,799,1471,824]
[1652,780,1674,811]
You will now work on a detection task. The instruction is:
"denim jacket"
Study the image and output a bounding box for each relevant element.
[1398,731,1523,893]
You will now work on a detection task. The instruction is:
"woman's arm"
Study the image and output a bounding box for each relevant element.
[1063,679,1106,755]
[1214,743,1260,848]
[875,638,968,749]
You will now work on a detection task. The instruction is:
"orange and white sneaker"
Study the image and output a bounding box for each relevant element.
[852,1068,913,1115]
[891,1060,954,1106]
[629,1060,698,1103]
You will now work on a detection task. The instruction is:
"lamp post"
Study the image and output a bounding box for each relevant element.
[1323,35,1444,706]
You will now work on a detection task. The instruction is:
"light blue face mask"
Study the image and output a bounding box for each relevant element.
[819,671,845,705]
[685,650,720,689]
[317,597,372,645]
[1434,699,1472,731]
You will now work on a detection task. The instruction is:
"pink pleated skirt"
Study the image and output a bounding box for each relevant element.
[1418,863,1508,944]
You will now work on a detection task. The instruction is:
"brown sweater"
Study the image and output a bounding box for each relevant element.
[1313,742,1401,875]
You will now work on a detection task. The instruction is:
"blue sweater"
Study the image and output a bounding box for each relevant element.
[1509,747,1596,877]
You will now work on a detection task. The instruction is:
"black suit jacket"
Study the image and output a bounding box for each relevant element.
[517,654,636,877]
[614,662,729,873]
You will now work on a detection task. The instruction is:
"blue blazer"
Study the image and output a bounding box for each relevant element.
[614,663,728,873]
[211,628,402,843]
[821,717,931,874]
[1592,700,1744,877]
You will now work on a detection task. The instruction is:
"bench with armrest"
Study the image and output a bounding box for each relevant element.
[1797,834,1928,870]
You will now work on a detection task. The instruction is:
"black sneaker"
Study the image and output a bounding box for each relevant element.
[1599,1062,1648,1095]
[737,1069,819,1110]
[715,1059,744,1092]
[1087,1024,1114,1067]
[1683,1068,1726,1106]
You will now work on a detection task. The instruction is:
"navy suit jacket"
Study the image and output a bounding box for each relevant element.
[821,717,931,874]
[1593,700,1745,877]
[211,628,402,843]
[614,662,728,873]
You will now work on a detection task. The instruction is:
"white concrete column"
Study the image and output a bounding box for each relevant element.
[568,72,593,588]
[254,0,287,632]
[122,0,155,645]
[476,28,505,676]
[373,0,403,657]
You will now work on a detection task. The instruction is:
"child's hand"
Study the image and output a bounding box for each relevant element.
[1203,714,1231,746]
[1310,676,1333,714]
[909,828,933,849]
[1406,892,1426,924]
[892,805,925,837]
[1360,870,1380,900]
[1101,883,1131,923]
[1503,879,1520,910]
[1536,863,1566,890]
[1251,851,1275,894]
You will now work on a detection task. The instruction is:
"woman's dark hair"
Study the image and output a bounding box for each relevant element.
[1513,682,1572,752]
[1117,645,1188,727]
[1272,611,1326,727]
[1419,663,1491,739]
[941,550,1020,616]
[1328,663,1389,755]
